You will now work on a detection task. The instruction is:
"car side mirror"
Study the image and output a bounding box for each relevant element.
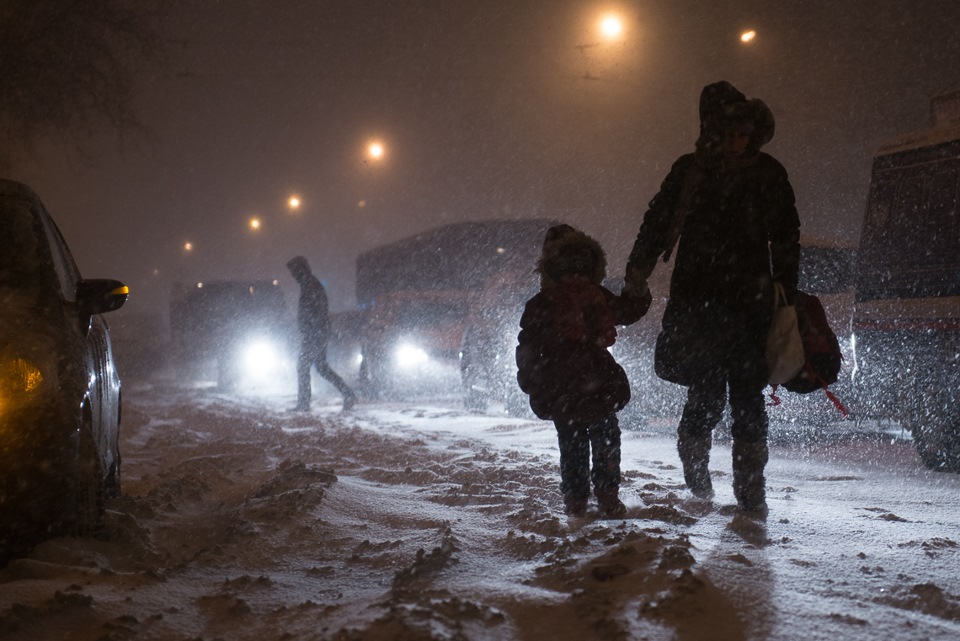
[77,279,129,317]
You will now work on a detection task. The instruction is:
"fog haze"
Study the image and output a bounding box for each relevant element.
[10,1,960,316]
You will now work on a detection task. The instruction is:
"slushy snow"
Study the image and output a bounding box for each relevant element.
[1,382,959,640]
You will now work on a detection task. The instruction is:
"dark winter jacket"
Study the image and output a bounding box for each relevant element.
[626,82,801,385]
[516,226,634,423]
[296,274,332,349]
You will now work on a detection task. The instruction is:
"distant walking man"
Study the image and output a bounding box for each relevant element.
[286,256,357,412]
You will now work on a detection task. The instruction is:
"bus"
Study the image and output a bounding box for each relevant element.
[851,89,960,471]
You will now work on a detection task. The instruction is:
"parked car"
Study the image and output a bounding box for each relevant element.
[359,289,474,399]
[0,179,128,563]
[169,280,295,391]
[851,90,960,471]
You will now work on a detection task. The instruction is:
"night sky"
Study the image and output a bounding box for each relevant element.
[12,0,960,319]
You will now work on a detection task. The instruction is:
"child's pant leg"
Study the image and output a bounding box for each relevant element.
[589,414,622,491]
[555,420,591,500]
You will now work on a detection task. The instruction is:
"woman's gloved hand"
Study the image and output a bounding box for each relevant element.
[618,269,653,325]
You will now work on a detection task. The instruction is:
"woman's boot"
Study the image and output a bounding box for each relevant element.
[677,432,714,498]
[732,439,768,516]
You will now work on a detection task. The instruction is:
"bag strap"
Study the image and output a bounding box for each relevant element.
[767,367,850,418]
[662,162,704,263]
[772,282,789,310]
[824,387,850,418]
[805,361,850,418]
[767,384,783,406]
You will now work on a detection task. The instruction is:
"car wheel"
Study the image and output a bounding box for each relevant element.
[362,363,391,400]
[504,388,529,418]
[217,357,239,391]
[358,357,379,398]
[107,401,122,499]
[463,387,486,411]
[908,372,960,473]
[72,420,106,537]
[105,440,121,500]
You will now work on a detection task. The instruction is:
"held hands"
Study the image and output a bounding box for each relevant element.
[618,269,653,325]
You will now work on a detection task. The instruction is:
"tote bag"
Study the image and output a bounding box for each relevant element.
[766,283,805,385]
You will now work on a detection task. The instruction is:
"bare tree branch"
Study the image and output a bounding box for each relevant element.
[0,0,167,170]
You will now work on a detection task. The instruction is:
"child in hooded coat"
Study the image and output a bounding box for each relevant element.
[516,224,649,517]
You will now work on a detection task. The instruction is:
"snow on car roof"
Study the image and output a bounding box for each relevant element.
[874,121,960,157]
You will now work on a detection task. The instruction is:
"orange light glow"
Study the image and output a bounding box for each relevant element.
[600,14,623,39]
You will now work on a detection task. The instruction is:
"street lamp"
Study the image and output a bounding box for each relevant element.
[287,195,301,211]
[599,14,623,40]
[741,29,757,43]
[368,141,385,160]
[248,216,262,231]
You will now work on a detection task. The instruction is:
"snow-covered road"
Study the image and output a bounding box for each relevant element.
[1,383,959,641]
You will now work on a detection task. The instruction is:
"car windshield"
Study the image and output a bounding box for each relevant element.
[173,282,289,334]
[392,300,466,328]
[0,197,48,291]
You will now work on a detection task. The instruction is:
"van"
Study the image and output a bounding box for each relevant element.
[851,89,960,471]
[358,289,474,399]
[169,280,295,390]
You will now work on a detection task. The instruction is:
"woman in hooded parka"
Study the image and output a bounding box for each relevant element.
[621,81,801,515]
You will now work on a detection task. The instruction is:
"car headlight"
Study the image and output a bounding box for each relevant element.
[0,357,46,412]
[241,339,284,379]
[394,342,429,368]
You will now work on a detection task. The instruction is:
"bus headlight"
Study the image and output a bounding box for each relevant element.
[394,342,430,368]
[242,339,282,378]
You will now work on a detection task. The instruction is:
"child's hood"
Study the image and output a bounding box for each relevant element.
[537,224,607,288]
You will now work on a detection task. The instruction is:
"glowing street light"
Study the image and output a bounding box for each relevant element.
[248,216,262,231]
[287,195,301,211]
[599,14,623,40]
[368,141,385,160]
[741,29,757,43]
[183,241,193,252]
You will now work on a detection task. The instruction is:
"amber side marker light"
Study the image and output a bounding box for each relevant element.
[0,358,45,411]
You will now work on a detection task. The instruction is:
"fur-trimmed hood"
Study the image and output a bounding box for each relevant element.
[695,80,775,161]
[537,224,607,288]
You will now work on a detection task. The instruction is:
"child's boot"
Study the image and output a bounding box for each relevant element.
[563,494,588,516]
[595,486,627,518]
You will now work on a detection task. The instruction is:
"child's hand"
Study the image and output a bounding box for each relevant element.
[617,282,652,325]
[622,267,650,300]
